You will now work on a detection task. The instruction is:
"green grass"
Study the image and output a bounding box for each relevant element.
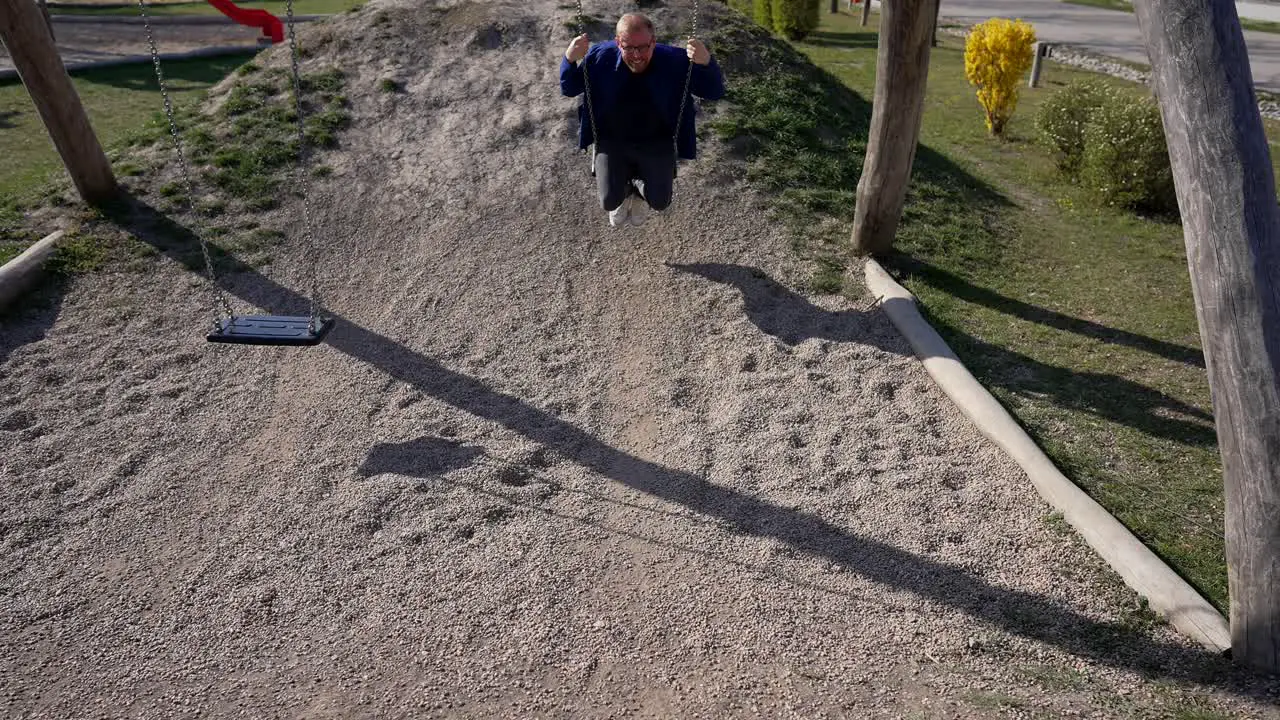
[52,0,364,16]
[193,65,348,210]
[2,47,347,290]
[707,6,1269,614]
[1063,0,1280,34]
[963,691,1027,712]
[0,51,260,211]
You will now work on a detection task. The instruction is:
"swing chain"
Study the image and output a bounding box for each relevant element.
[574,0,600,174]
[672,0,699,180]
[285,0,326,331]
[137,0,234,327]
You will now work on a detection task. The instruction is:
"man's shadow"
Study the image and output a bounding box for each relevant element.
[668,262,1218,447]
[664,261,901,348]
[97,193,1277,699]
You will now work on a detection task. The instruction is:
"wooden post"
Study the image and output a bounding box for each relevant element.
[1029,41,1047,88]
[860,0,872,26]
[0,0,116,204]
[850,0,938,256]
[1132,0,1280,672]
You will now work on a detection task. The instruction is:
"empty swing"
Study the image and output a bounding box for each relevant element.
[137,0,334,346]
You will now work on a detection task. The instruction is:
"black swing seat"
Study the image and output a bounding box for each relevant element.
[207,314,335,346]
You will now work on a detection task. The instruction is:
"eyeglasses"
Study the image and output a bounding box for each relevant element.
[619,41,653,54]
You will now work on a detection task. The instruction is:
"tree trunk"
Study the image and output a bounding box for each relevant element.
[850,0,937,256]
[860,0,871,26]
[1132,0,1280,672]
[0,0,116,205]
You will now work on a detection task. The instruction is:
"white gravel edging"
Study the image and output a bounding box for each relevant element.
[0,230,64,312]
[863,257,1233,655]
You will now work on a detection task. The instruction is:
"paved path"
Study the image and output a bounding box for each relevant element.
[0,18,262,72]
[0,15,325,75]
[1239,0,1280,22]
[937,0,1280,92]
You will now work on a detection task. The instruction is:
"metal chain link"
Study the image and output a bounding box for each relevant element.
[285,0,326,331]
[137,0,234,327]
[672,0,700,183]
[574,0,600,174]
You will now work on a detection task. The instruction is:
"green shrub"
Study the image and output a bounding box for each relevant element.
[1080,95,1177,214]
[1035,79,1111,177]
[771,0,818,39]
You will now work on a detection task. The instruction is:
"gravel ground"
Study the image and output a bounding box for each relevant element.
[3,0,1280,717]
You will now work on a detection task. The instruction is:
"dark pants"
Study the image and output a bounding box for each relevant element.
[594,140,676,213]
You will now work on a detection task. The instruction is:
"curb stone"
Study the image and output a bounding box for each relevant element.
[862,257,1232,654]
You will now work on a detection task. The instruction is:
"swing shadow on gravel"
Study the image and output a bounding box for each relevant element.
[101,192,1280,701]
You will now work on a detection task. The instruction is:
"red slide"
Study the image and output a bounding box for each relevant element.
[206,0,285,44]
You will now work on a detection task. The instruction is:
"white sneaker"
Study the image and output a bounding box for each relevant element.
[608,196,631,227]
[628,194,649,226]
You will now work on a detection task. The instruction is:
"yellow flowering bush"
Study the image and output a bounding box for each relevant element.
[963,18,1037,136]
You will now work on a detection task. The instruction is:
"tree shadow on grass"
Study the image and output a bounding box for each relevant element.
[91,191,1280,701]
[887,253,1206,369]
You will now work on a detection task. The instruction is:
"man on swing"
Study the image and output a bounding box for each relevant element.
[560,13,726,227]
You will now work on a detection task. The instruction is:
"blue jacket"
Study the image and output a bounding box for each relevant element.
[559,41,726,160]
